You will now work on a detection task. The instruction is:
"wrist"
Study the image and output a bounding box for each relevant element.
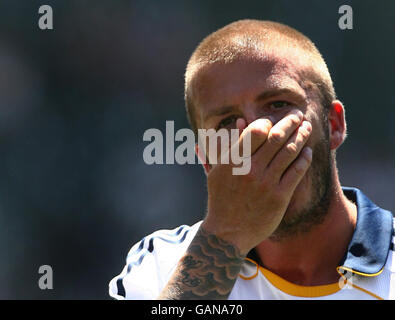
[201,218,250,257]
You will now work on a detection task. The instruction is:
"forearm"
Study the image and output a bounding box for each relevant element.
[157,225,245,300]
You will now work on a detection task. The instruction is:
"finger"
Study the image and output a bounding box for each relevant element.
[204,117,253,166]
[236,117,273,158]
[210,118,247,166]
[236,117,247,132]
[253,109,303,169]
[267,120,312,181]
[279,146,312,193]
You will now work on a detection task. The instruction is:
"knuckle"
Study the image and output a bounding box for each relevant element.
[293,165,305,176]
[288,114,301,126]
[285,142,298,155]
[299,127,310,140]
[268,130,284,144]
[250,126,269,138]
[294,159,308,175]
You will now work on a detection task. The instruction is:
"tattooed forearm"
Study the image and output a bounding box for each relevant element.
[157,226,245,300]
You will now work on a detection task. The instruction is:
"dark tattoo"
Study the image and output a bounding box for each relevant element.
[158,226,244,300]
[181,270,202,287]
[183,256,203,269]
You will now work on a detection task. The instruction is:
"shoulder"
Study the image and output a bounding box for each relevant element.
[109,220,203,300]
[369,216,395,300]
[385,217,395,273]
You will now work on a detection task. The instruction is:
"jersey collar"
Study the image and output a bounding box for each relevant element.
[338,187,393,276]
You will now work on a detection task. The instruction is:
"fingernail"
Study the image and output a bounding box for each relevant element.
[264,116,275,125]
[302,121,312,132]
[304,147,312,160]
[296,110,303,120]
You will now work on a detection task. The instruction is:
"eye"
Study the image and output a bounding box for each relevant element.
[217,115,238,130]
[270,101,292,109]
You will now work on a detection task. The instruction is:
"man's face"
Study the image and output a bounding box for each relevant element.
[192,52,333,240]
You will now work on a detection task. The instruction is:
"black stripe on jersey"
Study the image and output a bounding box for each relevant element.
[124,228,190,274]
[149,229,190,251]
[116,225,190,297]
[391,218,394,250]
[148,237,154,253]
[127,225,187,258]
[116,278,126,298]
[126,237,146,258]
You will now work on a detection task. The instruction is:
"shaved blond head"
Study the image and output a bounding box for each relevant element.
[184,19,336,134]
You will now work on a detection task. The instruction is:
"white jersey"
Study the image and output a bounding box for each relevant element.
[109,187,395,300]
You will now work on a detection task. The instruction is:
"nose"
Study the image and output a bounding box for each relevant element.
[243,108,275,127]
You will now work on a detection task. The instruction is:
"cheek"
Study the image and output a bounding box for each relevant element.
[304,110,327,147]
[267,107,297,125]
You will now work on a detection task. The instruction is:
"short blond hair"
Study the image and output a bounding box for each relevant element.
[184,19,336,134]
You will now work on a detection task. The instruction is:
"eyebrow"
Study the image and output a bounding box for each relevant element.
[255,87,303,102]
[203,105,236,123]
[203,87,304,123]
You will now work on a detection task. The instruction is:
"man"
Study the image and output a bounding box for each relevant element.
[109,20,394,300]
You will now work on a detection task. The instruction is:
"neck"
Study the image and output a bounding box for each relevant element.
[255,174,357,286]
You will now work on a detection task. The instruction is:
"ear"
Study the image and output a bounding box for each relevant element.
[195,143,211,175]
[328,100,347,150]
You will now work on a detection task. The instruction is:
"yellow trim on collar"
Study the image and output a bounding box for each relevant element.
[337,266,384,277]
[336,267,384,300]
[239,257,259,280]
[259,267,341,298]
[240,257,385,299]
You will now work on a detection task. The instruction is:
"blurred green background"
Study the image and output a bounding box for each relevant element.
[0,0,393,299]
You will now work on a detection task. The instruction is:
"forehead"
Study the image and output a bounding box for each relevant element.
[191,53,307,111]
